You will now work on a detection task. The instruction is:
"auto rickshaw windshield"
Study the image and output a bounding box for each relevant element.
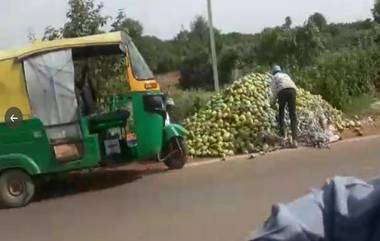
[126,38,155,80]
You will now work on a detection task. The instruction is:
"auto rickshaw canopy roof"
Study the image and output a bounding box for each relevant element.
[0,31,126,61]
[0,31,160,122]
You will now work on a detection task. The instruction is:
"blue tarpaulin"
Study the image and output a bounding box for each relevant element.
[250,176,380,241]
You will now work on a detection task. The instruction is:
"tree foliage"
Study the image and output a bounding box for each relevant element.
[63,0,108,37]
[111,9,143,38]
[308,12,328,30]
[43,0,108,40]
[42,26,63,40]
[373,0,380,23]
[189,16,210,42]
[254,18,324,68]
[177,15,237,89]
[37,0,380,109]
[283,16,292,30]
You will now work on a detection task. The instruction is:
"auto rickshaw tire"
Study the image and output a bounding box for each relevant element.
[0,170,35,208]
[164,138,188,170]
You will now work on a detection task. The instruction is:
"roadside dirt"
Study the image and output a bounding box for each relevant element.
[156,71,181,90]
[340,114,380,139]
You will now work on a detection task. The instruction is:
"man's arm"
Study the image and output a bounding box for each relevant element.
[270,77,277,106]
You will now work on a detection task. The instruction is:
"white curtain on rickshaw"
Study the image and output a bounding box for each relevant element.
[23,49,81,140]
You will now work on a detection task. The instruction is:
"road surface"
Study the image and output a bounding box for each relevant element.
[1,136,380,241]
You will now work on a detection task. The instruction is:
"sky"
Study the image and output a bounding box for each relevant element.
[0,0,374,49]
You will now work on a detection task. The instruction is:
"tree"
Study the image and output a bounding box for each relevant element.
[190,16,211,42]
[63,0,109,38]
[41,0,130,98]
[42,26,63,40]
[282,16,292,30]
[109,10,177,73]
[294,21,325,66]
[218,48,239,84]
[373,0,380,23]
[111,9,143,38]
[174,26,190,42]
[308,12,327,30]
[27,28,37,42]
[178,15,227,89]
[254,27,298,67]
[42,0,109,40]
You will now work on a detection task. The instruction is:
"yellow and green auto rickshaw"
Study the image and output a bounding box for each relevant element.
[0,31,188,208]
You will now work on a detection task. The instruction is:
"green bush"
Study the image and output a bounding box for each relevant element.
[292,48,380,109]
[167,88,214,123]
[218,49,239,84]
[179,47,214,89]
[179,48,239,90]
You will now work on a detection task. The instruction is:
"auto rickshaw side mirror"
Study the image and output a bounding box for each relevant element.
[166,97,175,107]
[143,95,166,113]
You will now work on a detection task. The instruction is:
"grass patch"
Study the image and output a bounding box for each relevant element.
[342,93,379,116]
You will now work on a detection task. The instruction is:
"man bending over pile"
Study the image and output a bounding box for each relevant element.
[270,65,298,148]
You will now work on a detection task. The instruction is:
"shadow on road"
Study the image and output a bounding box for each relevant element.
[33,164,168,203]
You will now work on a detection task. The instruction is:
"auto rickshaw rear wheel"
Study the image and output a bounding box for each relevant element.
[0,170,35,208]
[163,138,188,170]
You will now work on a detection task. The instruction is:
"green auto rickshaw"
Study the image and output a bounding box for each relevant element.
[0,31,188,208]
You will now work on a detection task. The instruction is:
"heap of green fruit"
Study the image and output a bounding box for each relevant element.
[183,72,353,157]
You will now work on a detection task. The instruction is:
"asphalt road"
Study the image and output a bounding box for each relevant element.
[1,136,380,241]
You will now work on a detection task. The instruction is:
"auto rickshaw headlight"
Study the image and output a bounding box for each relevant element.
[144,82,158,90]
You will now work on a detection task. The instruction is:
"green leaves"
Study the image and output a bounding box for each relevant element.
[373,0,380,23]
[63,0,109,38]
[253,17,325,68]
[178,15,228,89]
[292,48,380,109]
[42,0,108,40]
[308,13,328,30]
[110,9,143,39]
[42,26,63,40]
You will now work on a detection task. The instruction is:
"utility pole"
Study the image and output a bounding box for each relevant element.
[207,0,220,92]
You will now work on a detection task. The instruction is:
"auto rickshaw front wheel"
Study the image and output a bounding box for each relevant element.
[163,138,188,170]
[0,170,35,208]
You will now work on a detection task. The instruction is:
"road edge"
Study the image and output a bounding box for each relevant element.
[185,134,380,168]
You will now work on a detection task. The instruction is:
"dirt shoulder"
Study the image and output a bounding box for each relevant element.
[340,114,380,139]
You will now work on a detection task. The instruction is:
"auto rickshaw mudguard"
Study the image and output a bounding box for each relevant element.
[0,153,41,175]
[163,124,188,143]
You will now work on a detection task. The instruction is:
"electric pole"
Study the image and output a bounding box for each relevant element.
[207,0,220,91]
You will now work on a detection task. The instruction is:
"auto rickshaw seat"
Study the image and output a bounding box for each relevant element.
[89,110,129,123]
[88,110,130,132]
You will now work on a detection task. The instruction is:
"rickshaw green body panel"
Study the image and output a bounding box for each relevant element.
[0,154,41,175]
[0,90,187,176]
[108,92,165,161]
[163,124,188,143]
[132,93,164,160]
[0,119,100,175]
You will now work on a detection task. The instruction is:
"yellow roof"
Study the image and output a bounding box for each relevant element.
[0,31,125,61]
